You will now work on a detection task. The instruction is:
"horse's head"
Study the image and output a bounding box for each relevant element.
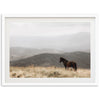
[59,57,64,63]
[59,57,68,63]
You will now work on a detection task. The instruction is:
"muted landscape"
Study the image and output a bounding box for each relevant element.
[8,20,90,78]
[10,49,90,78]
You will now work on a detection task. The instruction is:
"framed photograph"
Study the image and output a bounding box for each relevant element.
[1,14,98,86]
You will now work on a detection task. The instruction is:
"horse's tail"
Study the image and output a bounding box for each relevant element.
[74,63,77,71]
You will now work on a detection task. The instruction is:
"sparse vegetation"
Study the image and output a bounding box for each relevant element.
[10,66,90,78]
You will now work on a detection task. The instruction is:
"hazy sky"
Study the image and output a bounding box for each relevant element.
[6,18,90,52]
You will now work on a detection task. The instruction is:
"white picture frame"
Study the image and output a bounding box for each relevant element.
[1,14,98,86]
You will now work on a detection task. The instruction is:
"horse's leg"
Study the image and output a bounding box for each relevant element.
[64,64,67,70]
[65,66,67,70]
[73,63,77,71]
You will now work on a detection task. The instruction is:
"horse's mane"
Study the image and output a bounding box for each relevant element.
[60,57,68,62]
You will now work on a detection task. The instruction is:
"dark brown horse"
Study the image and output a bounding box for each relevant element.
[59,57,77,71]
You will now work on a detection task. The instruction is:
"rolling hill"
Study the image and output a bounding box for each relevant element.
[10,47,64,61]
[10,52,90,69]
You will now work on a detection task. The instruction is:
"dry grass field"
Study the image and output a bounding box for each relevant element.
[10,66,90,78]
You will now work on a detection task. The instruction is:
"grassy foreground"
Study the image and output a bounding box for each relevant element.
[10,66,90,78]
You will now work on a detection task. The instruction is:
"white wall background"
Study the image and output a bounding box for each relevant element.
[0,0,100,100]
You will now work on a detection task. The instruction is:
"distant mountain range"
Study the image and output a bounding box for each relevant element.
[10,51,90,69]
[10,47,64,61]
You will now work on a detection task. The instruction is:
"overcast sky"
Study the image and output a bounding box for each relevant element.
[6,18,90,52]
